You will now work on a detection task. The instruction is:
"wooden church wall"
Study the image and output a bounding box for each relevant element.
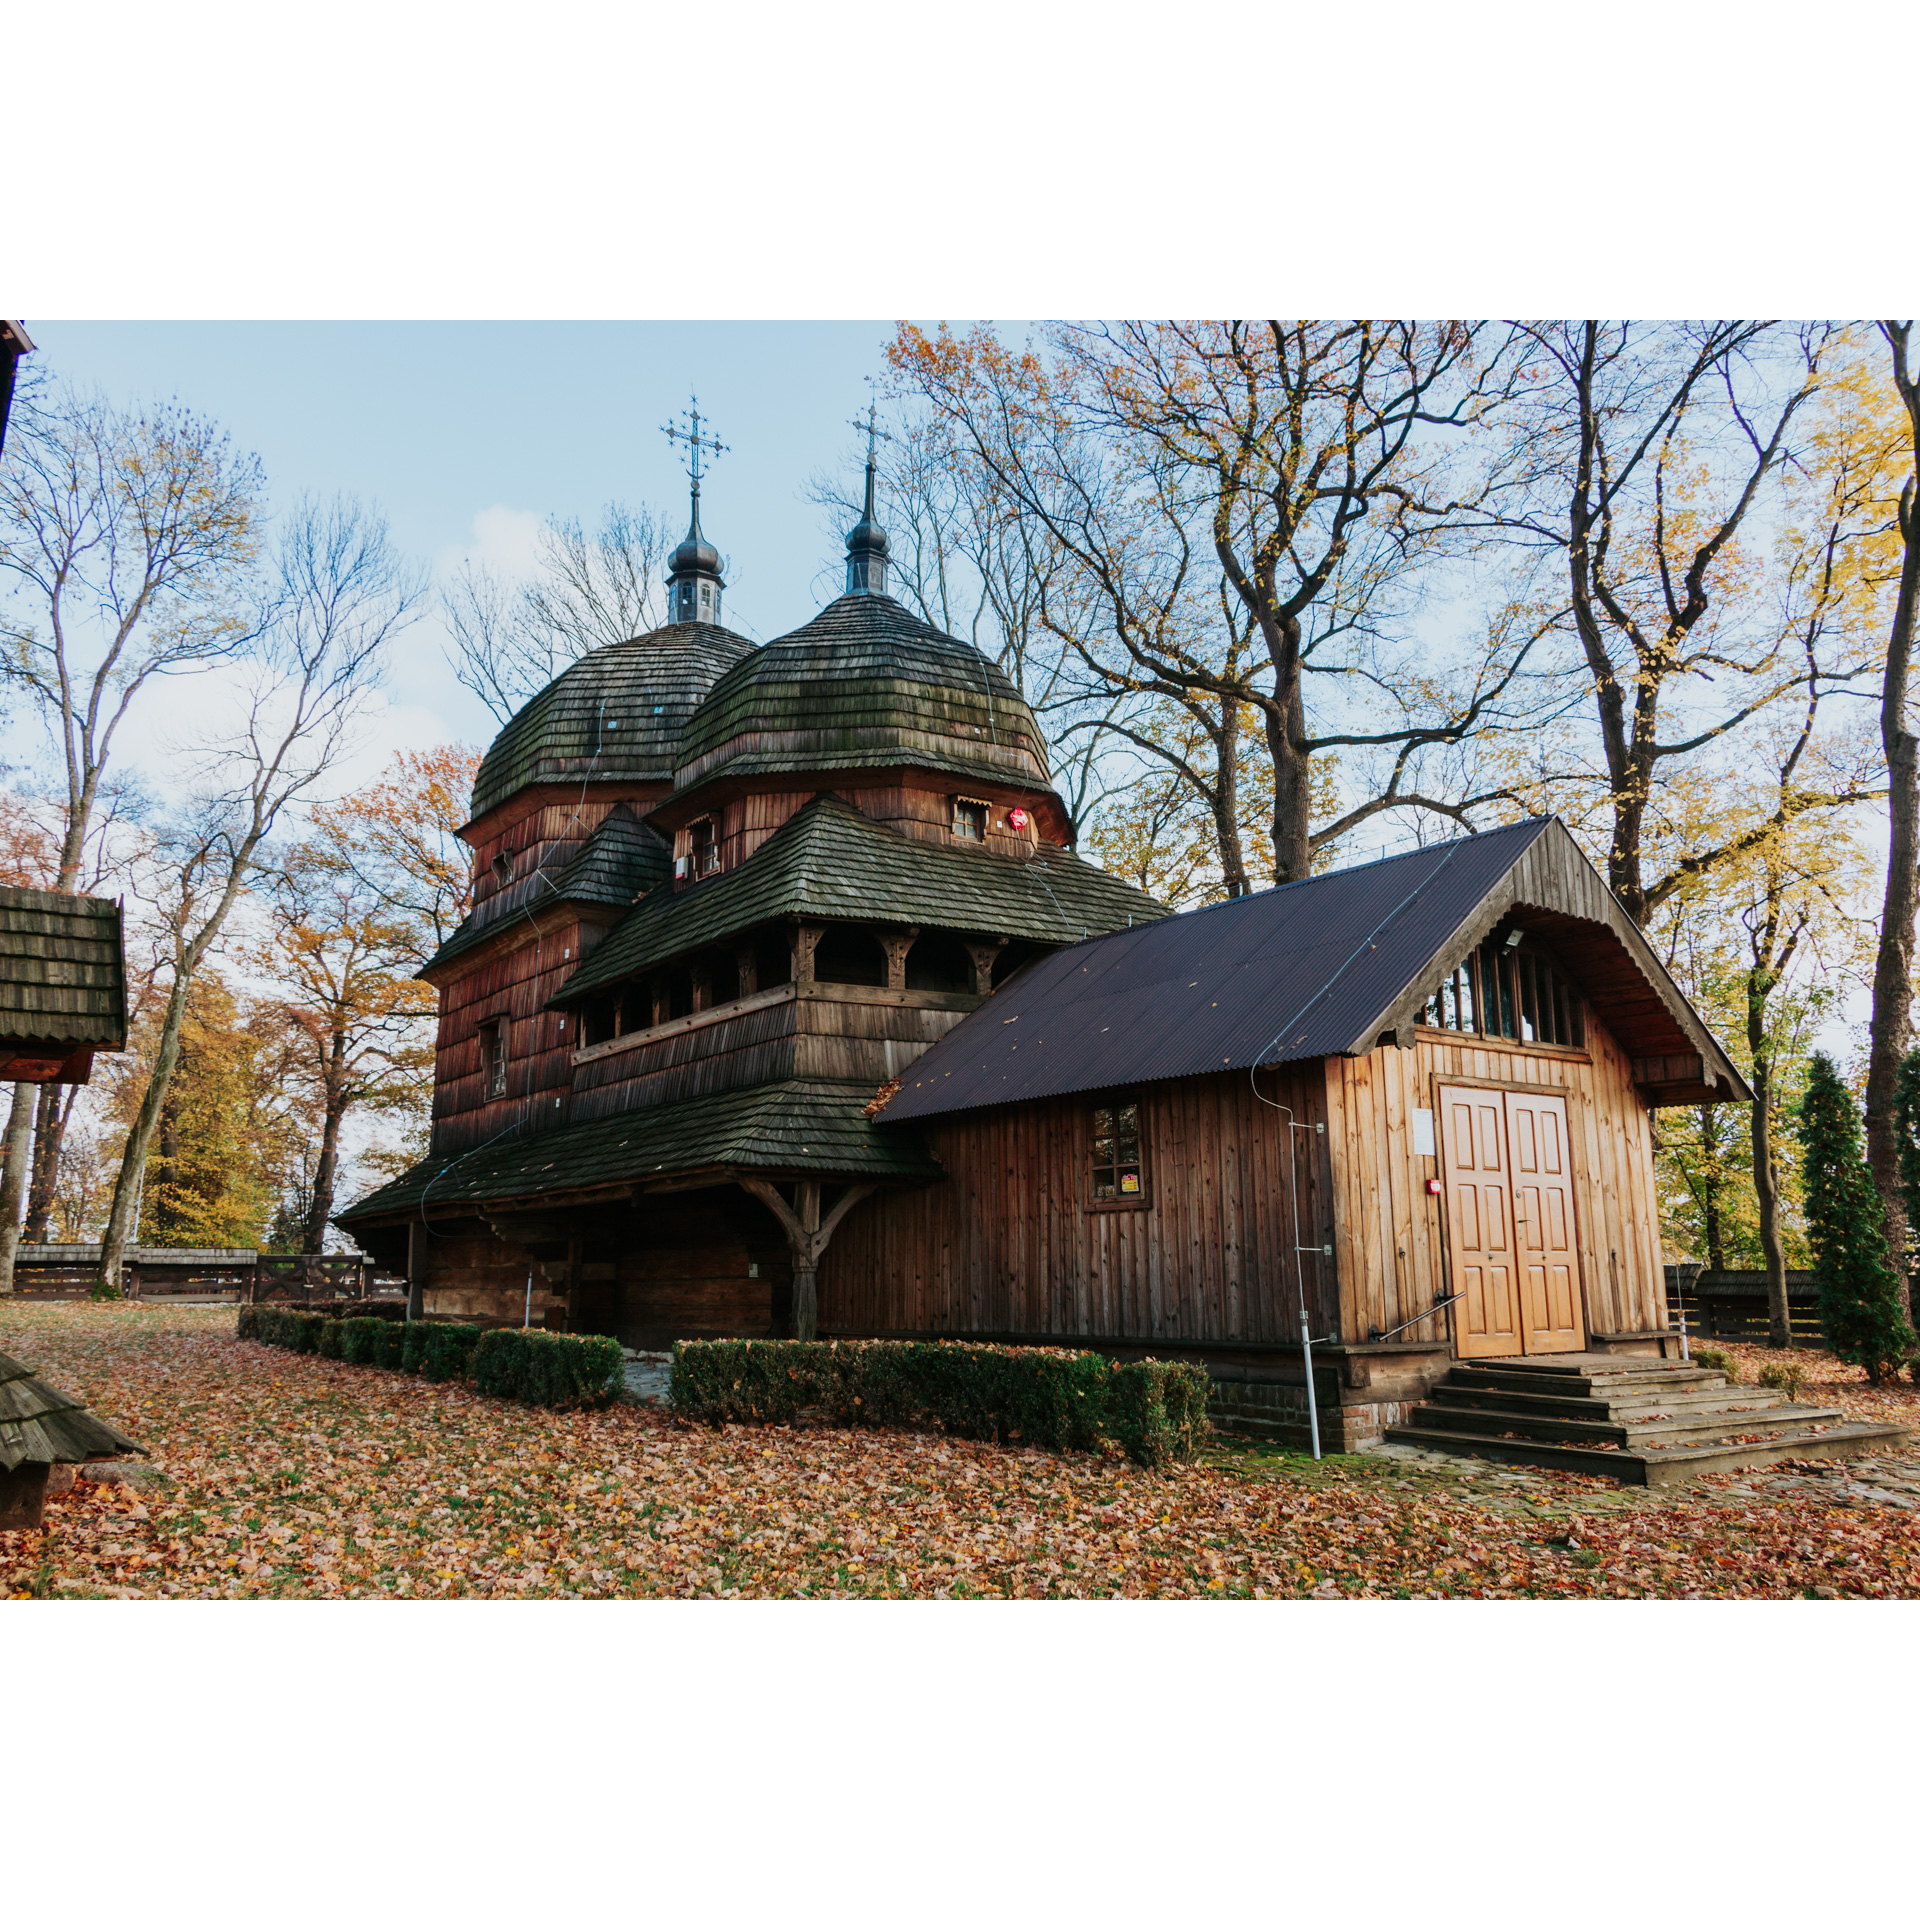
[1324,1005,1667,1348]
[430,913,606,1154]
[701,779,1043,877]
[821,1062,1338,1348]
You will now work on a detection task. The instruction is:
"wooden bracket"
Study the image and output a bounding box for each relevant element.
[737,1175,878,1340]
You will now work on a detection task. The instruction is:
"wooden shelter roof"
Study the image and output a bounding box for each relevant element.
[669,593,1056,816]
[552,794,1165,1007]
[882,817,1750,1123]
[425,802,669,976]
[337,1076,940,1224]
[0,1350,143,1471]
[468,622,756,825]
[0,885,126,1049]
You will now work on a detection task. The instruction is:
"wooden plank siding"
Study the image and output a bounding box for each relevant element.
[822,1062,1337,1349]
[829,994,1667,1356]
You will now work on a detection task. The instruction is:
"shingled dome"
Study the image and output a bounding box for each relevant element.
[673,593,1054,804]
[469,623,757,823]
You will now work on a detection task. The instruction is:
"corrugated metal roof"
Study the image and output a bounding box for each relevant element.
[883,821,1589,1122]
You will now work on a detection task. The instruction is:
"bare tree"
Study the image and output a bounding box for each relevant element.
[97,494,419,1291]
[1864,320,1920,1310]
[442,503,673,724]
[0,377,262,1284]
[893,322,1545,886]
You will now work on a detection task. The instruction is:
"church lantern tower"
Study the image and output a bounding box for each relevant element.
[663,396,728,626]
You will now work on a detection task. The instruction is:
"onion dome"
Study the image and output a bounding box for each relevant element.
[674,592,1056,807]
[666,492,726,625]
[844,439,891,596]
[469,623,756,824]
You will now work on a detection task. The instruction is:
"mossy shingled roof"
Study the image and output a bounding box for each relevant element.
[0,885,126,1048]
[469,622,757,823]
[1,1350,143,1470]
[336,1078,940,1224]
[424,803,670,976]
[552,795,1166,1006]
[672,593,1054,804]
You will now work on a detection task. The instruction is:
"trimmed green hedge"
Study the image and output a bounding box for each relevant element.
[473,1328,624,1408]
[237,1305,616,1410]
[669,1338,1210,1468]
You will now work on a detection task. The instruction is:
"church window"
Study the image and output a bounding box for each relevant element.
[480,1018,509,1098]
[1090,1102,1145,1203]
[688,816,719,878]
[952,798,987,840]
[491,850,513,886]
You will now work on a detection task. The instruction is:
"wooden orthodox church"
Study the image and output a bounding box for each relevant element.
[342,421,1902,1470]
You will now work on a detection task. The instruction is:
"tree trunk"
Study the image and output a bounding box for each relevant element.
[1264,666,1313,887]
[99,970,195,1296]
[1863,493,1920,1322]
[1746,1012,1790,1358]
[1211,694,1252,898]
[0,1083,38,1293]
[303,1095,347,1256]
[24,1083,74,1243]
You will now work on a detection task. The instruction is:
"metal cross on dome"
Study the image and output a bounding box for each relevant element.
[848,393,893,469]
[662,394,728,490]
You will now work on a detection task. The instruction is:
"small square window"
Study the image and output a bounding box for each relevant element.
[952,799,987,840]
[1091,1101,1144,1203]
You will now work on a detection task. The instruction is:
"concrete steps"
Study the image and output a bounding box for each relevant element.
[1387,1353,1909,1486]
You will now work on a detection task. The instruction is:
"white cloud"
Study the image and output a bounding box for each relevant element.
[435,503,544,583]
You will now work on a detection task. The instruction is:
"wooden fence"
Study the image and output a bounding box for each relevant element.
[1665,1267,1828,1351]
[10,1245,402,1304]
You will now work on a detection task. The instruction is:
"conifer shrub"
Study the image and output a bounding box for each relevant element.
[1797,1053,1916,1384]
[669,1338,1210,1468]
[471,1328,624,1408]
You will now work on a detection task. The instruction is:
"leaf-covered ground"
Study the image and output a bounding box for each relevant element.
[4,1303,1917,1599]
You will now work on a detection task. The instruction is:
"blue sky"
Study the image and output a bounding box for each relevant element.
[23,321,920,760]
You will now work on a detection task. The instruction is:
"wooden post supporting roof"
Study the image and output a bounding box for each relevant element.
[737,1176,877,1341]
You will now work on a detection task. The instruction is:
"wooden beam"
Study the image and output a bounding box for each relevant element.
[737,1175,878,1340]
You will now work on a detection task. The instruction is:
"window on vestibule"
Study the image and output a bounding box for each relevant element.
[952,798,987,841]
[1413,931,1583,1048]
[1091,1101,1145,1202]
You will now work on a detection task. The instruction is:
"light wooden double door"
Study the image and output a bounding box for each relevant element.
[1439,1084,1586,1358]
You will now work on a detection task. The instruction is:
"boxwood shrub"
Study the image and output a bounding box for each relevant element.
[238,1303,627,1411]
[472,1327,623,1407]
[669,1338,1209,1468]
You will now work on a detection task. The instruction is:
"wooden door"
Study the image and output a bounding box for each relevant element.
[1439,1084,1523,1358]
[1505,1089,1585,1353]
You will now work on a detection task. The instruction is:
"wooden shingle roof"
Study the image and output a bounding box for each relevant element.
[337,1077,940,1225]
[551,794,1165,1006]
[468,622,756,824]
[0,885,126,1048]
[671,593,1055,810]
[0,1350,143,1470]
[424,803,669,976]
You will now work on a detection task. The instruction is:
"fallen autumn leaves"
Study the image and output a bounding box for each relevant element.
[3,1303,1917,1599]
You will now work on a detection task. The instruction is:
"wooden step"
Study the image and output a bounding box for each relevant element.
[1449,1362,1713,1398]
[1415,1401,1836,1450]
[1432,1383,1783,1422]
[1386,1417,1910,1486]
